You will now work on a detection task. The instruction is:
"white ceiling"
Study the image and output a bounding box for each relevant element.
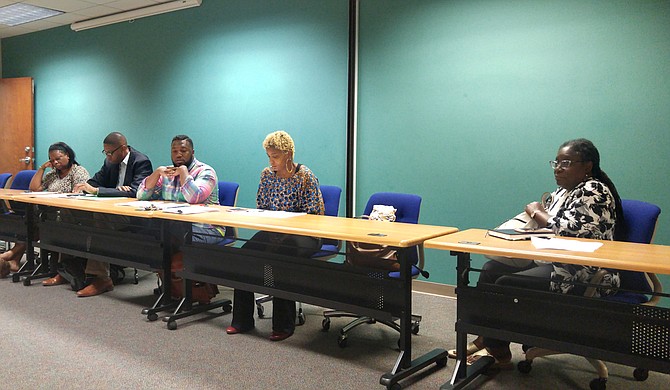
[0,0,177,38]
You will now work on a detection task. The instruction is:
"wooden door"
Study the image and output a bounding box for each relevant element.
[0,77,35,177]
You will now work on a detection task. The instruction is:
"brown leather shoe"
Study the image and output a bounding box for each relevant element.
[43,274,67,286]
[76,278,114,297]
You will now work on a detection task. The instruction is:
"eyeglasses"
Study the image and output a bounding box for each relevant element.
[549,160,584,169]
[101,144,125,156]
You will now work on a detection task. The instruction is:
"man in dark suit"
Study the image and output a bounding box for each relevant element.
[71,132,153,297]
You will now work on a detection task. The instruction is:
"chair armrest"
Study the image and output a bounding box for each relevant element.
[583,269,609,297]
[644,273,663,306]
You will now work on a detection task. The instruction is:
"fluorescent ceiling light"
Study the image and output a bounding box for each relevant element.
[0,3,63,26]
[71,0,202,32]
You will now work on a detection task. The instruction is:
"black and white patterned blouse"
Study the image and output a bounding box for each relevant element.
[547,179,619,296]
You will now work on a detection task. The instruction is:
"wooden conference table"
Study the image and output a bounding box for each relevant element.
[426,229,670,390]
[4,191,458,390]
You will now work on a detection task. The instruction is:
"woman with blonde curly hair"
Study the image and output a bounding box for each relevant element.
[227,130,324,341]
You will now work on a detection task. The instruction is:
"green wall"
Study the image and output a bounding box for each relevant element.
[1,0,349,211]
[357,0,670,282]
[2,0,669,287]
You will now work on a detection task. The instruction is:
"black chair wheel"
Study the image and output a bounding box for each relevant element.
[13,274,21,283]
[257,305,265,318]
[167,321,177,330]
[589,377,607,390]
[297,312,306,326]
[23,278,31,286]
[633,368,649,381]
[411,323,420,335]
[223,304,232,313]
[321,318,330,331]
[517,360,532,374]
[436,356,448,368]
[337,335,348,348]
[387,383,401,390]
[147,313,159,322]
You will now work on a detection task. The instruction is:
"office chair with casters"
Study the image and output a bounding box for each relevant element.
[152,181,239,297]
[255,185,343,324]
[0,173,13,251]
[518,199,662,390]
[7,170,37,211]
[321,192,425,348]
[160,181,240,330]
[3,170,39,281]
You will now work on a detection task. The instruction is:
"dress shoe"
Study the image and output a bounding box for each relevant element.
[269,331,293,342]
[43,274,67,286]
[226,325,253,335]
[76,277,114,297]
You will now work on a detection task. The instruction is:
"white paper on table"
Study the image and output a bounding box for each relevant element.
[531,236,603,252]
[226,208,305,218]
[115,200,186,210]
[17,191,61,197]
[162,206,219,215]
[74,196,128,201]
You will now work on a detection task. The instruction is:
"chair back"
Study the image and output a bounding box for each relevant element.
[0,173,12,189]
[9,170,36,190]
[362,192,421,224]
[605,199,662,303]
[218,181,239,207]
[320,185,342,217]
[217,181,240,245]
[362,192,424,277]
[311,185,342,259]
[8,170,37,214]
[621,199,661,244]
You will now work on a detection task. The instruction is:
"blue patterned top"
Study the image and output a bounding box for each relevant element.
[256,164,324,215]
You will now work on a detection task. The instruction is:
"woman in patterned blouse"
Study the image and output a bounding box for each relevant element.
[227,131,324,342]
[0,142,89,278]
[468,138,625,368]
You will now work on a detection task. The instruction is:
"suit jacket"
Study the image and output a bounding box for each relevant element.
[88,146,153,197]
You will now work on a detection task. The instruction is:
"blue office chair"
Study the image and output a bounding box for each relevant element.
[218,181,239,207]
[0,173,13,250]
[310,185,343,258]
[520,199,662,388]
[1,170,36,272]
[0,173,13,215]
[218,181,240,246]
[255,185,343,322]
[0,173,12,189]
[9,170,36,190]
[7,170,36,214]
[322,192,425,347]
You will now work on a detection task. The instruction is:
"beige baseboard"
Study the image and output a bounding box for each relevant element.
[413,280,456,298]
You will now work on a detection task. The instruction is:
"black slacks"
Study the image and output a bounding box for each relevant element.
[231,231,321,334]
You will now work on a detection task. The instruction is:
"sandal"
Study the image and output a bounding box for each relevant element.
[466,346,514,370]
[448,335,485,358]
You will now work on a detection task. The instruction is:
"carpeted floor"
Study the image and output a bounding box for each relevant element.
[0,269,667,389]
